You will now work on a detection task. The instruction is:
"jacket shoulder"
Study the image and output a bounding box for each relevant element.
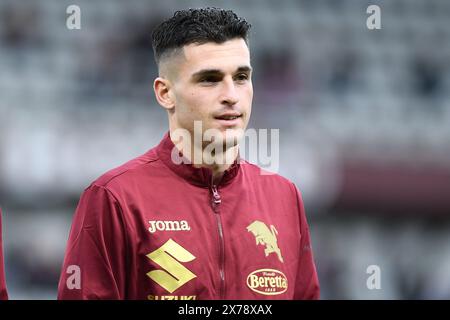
[89,148,160,189]
[240,160,297,190]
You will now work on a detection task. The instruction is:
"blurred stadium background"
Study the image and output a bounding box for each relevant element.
[1,0,450,299]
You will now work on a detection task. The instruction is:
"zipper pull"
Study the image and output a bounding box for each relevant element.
[211,185,221,212]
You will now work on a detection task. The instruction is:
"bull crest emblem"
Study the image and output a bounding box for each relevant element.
[247,220,284,263]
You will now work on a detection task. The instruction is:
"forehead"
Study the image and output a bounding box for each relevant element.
[181,38,251,74]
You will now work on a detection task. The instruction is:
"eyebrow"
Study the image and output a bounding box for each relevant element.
[191,66,252,80]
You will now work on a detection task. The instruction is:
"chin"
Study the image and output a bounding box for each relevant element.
[202,125,246,150]
[222,128,244,148]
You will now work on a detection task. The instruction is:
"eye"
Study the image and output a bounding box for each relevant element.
[199,76,220,83]
[235,73,249,82]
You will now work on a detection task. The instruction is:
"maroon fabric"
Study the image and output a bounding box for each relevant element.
[0,208,8,300]
[58,133,319,300]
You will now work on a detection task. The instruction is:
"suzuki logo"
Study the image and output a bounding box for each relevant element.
[146,239,196,293]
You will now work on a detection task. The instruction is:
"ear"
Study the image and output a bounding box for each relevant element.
[153,77,175,111]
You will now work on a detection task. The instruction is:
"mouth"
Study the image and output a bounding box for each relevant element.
[213,113,243,127]
[214,113,242,121]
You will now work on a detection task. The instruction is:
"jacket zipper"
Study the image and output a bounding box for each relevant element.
[210,183,225,299]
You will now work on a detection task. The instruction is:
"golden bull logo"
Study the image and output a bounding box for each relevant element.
[247,221,284,263]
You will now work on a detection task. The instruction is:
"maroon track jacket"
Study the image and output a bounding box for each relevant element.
[0,208,7,300]
[58,133,319,300]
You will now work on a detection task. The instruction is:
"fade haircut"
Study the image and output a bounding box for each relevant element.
[151,7,251,66]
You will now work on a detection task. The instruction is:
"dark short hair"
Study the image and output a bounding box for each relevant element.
[151,7,251,65]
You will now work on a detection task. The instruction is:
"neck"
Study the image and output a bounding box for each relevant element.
[169,129,239,185]
[198,147,239,185]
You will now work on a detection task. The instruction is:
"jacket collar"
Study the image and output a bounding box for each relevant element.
[156,132,240,188]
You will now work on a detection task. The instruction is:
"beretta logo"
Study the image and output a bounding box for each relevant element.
[246,269,288,295]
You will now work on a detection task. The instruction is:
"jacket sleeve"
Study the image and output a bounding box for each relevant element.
[0,208,8,300]
[292,184,320,300]
[58,184,128,300]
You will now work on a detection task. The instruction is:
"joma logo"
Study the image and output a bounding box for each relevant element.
[148,220,191,234]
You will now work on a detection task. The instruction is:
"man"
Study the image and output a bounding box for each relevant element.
[58,8,319,300]
[0,208,8,300]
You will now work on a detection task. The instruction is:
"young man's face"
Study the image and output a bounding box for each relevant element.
[166,38,253,149]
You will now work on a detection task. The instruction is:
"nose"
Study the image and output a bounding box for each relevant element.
[220,77,239,106]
